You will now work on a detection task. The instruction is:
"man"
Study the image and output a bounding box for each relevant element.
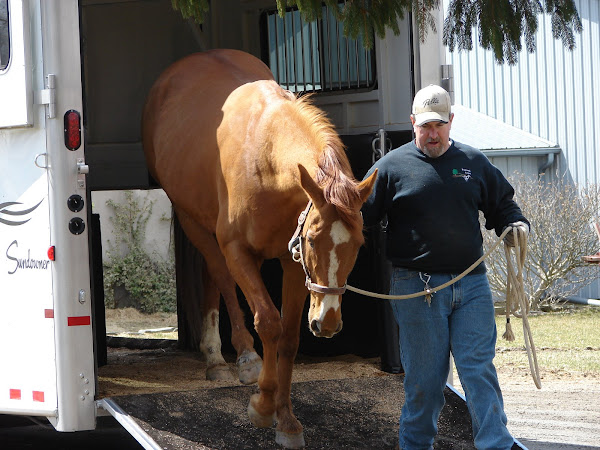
[362,85,528,449]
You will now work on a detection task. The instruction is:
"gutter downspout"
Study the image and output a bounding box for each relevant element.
[538,152,555,175]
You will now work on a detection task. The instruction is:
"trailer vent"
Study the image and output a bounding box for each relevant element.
[262,5,376,94]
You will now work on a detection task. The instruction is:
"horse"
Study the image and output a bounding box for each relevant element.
[142,48,377,448]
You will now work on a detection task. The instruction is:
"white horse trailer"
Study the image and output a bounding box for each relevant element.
[1,1,505,448]
[0,0,97,432]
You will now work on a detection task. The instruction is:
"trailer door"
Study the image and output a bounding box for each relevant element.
[0,0,95,431]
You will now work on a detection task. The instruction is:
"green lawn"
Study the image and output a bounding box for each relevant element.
[494,305,600,373]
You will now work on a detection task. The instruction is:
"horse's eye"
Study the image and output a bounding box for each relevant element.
[307,237,315,248]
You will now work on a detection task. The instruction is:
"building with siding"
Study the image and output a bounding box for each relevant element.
[443,0,600,298]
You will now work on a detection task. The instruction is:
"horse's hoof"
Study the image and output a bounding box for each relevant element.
[237,350,262,385]
[247,394,274,428]
[275,430,305,449]
[206,364,234,381]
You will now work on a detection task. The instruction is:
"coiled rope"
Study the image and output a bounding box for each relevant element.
[346,226,542,389]
[503,228,542,389]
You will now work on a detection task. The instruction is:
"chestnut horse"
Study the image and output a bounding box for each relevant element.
[142,49,376,448]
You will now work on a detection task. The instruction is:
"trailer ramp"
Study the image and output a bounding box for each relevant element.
[97,398,163,450]
[97,376,526,449]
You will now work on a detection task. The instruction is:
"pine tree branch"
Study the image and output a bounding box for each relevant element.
[170,0,582,65]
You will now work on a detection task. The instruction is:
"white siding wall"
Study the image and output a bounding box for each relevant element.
[92,190,173,263]
[444,0,600,187]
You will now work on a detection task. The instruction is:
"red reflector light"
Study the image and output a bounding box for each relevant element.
[47,246,55,261]
[33,391,45,402]
[64,110,81,150]
[9,389,21,400]
[68,316,91,326]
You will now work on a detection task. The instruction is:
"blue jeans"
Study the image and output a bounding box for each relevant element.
[389,268,514,450]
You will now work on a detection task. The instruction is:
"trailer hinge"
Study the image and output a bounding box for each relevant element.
[35,74,57,118]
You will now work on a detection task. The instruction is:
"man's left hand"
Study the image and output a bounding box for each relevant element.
[504,221,529,247]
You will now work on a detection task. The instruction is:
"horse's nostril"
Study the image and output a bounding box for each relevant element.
[310,319,321,334]
[335,321,343,334]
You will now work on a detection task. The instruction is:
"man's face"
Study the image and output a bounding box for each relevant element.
[411,113,454,158]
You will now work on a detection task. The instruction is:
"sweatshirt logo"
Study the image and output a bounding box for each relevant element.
[452,168,471,181]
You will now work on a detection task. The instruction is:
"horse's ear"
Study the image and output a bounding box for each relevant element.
[358,169,378,204]
[298,164,325,207]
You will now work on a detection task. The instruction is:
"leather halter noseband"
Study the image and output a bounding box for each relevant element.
[288,201,347,295]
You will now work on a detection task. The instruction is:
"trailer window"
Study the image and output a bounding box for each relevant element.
[0,0,8,70]
[262,5,375,94]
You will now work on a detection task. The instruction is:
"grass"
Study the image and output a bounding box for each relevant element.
[494,305,600,374]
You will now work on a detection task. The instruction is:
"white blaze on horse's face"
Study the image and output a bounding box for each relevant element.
[306,213,361,338]
[328,220,351,285]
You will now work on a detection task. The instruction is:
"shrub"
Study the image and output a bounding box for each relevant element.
[482,173,600,310]
[103,191,176,313]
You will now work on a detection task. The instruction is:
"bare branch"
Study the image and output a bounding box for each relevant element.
[483,172,600,310]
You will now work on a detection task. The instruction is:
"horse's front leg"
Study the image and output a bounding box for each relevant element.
[221,240,282,428]
[274,257,309,448]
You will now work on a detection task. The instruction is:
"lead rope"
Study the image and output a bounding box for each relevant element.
[502,228,542,388]
[346,227,512,300]
[347,226,542,389]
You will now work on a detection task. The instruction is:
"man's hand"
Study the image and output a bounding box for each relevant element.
[504,221,529,247]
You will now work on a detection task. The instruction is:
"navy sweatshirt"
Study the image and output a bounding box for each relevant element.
[362,140,529,274]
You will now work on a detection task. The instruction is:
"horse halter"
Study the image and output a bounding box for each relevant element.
[288,201,347,295]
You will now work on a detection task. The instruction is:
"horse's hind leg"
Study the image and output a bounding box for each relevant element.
[176,209,262,384]
[200,263,234,381]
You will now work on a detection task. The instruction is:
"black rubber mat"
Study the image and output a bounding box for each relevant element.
[112,375,482,449]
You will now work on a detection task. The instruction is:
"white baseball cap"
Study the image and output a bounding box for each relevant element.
[412,84,451,126]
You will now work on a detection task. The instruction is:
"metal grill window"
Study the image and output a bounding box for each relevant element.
[0,0,9,71]
[264,6,376,94]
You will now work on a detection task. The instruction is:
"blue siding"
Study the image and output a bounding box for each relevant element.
[444,0,600,186]
[443,0,600,299]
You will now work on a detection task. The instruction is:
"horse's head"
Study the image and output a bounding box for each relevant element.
[294,165,377,338]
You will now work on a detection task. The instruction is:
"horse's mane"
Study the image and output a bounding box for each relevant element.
[292,95,363,229]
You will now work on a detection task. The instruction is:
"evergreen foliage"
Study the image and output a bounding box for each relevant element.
[171,0,210,21]
[170,0,581,65]
[444,0,582,65]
